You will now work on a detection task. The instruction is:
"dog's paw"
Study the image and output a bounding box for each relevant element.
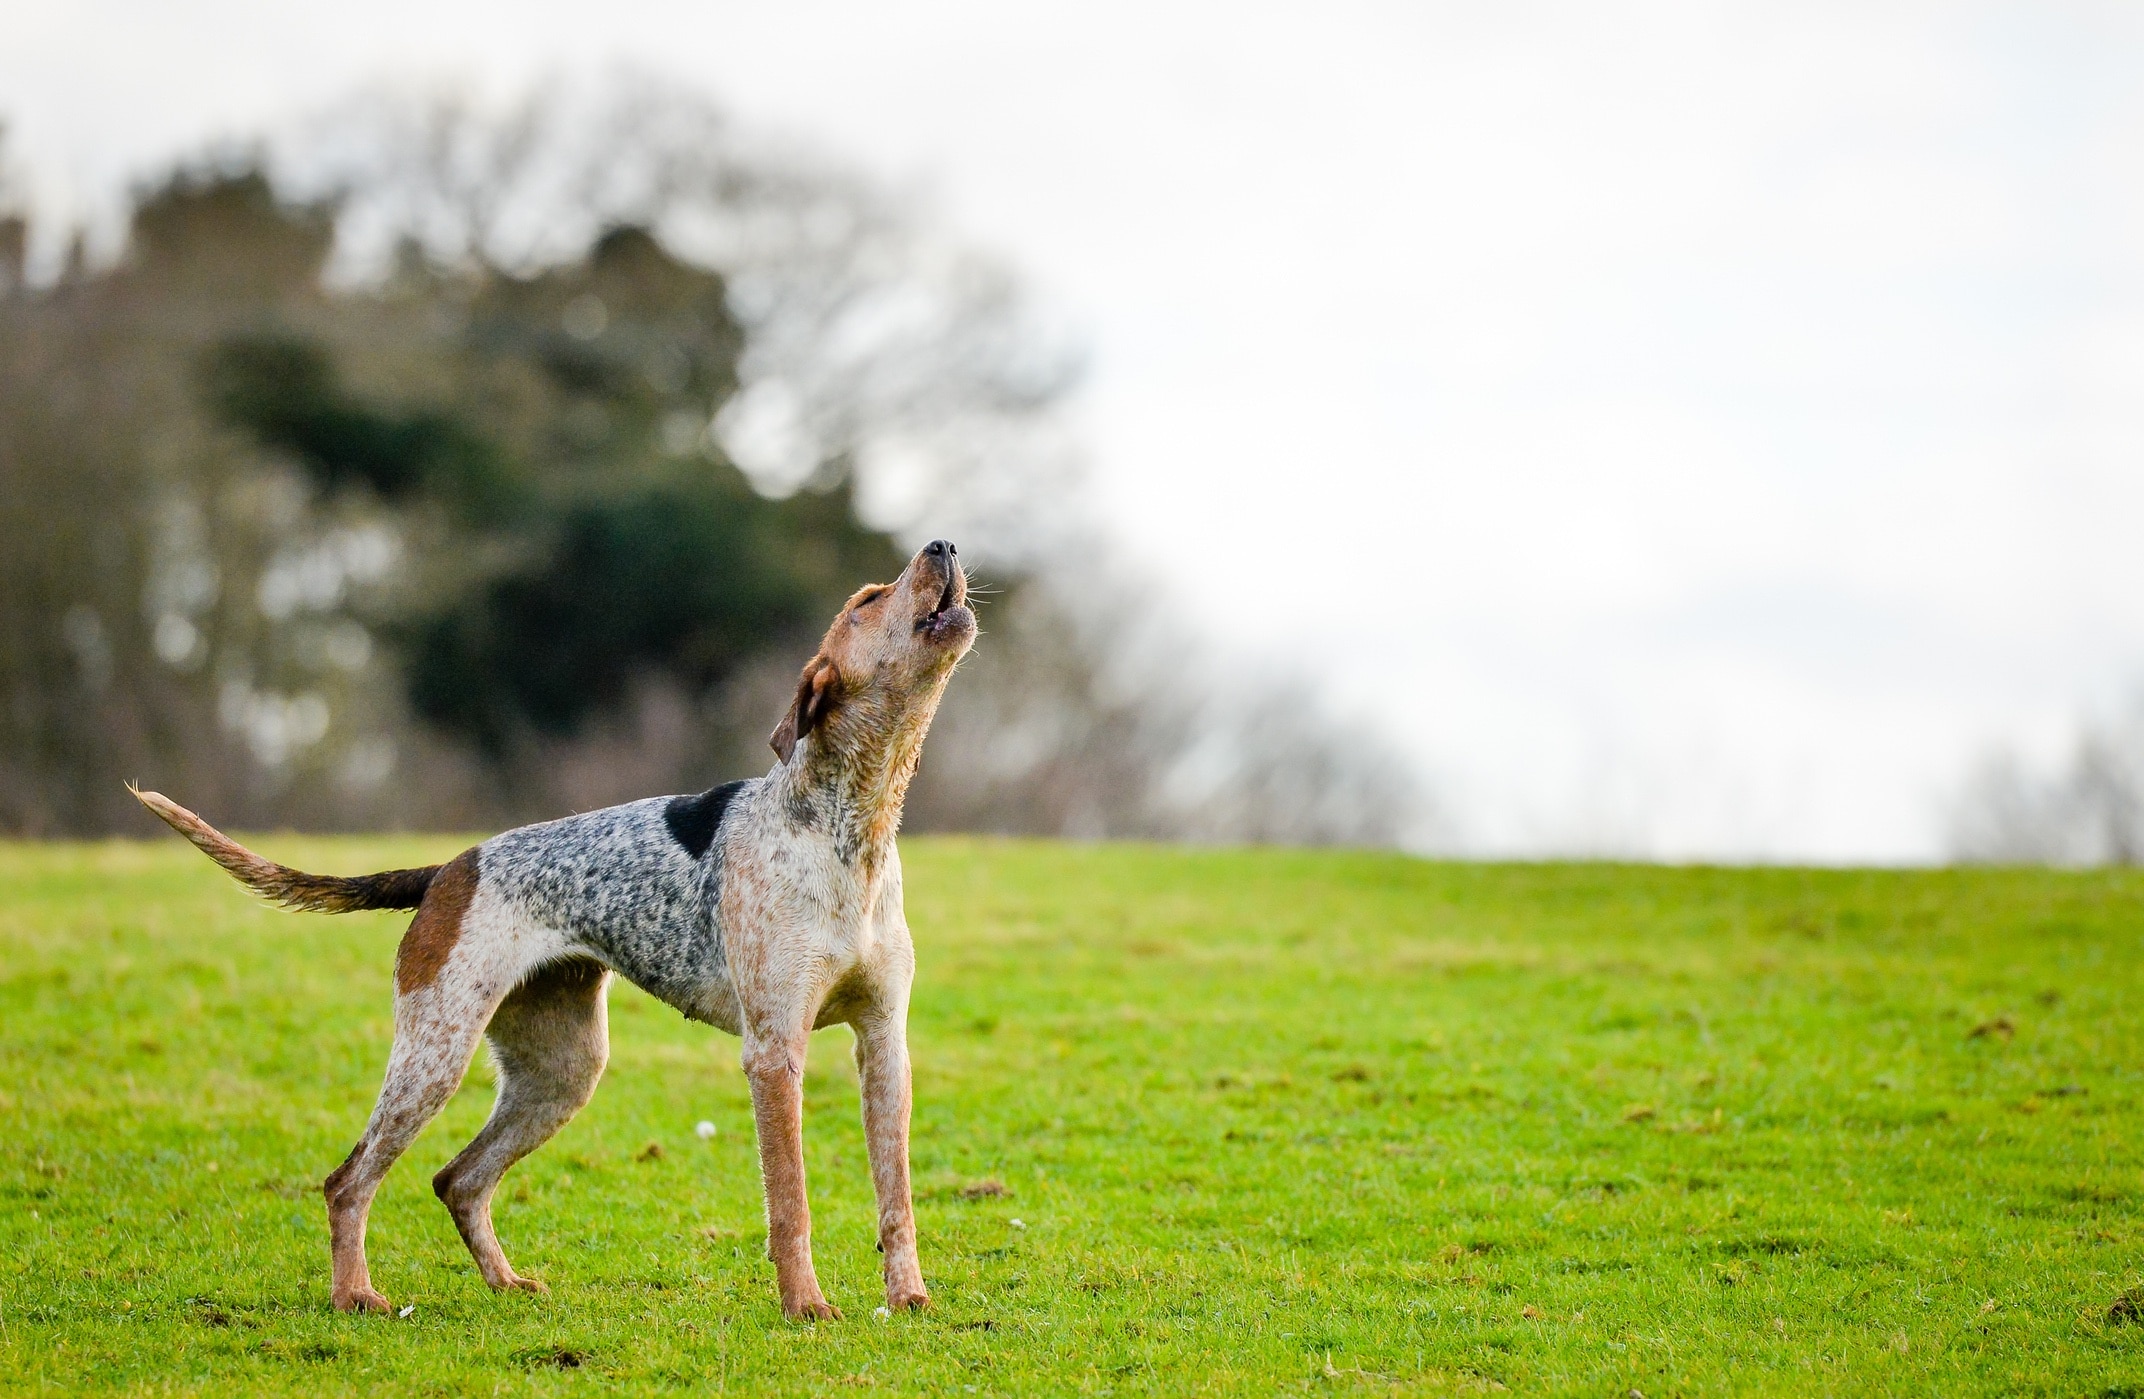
[784,1296,843,1322]
[503,1276,550,1297]
[334,1287,393,1314]
[884,1287,931,1312]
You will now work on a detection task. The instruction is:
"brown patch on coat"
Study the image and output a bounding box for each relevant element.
[394,848,480,994]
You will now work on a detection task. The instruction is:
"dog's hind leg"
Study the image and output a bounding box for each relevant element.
[323,975,507,1313]
[324,859,530,1314]
[431,958,611,1294]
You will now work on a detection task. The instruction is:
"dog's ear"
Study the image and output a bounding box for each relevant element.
[770,656,842,763]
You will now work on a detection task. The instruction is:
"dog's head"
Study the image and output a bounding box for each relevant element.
[770,539,976,764]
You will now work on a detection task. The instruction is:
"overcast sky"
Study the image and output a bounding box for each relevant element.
[6,0,2143,860]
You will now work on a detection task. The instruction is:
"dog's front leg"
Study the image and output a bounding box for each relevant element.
[743,1031,840,1320]
[854,1008,928,1310]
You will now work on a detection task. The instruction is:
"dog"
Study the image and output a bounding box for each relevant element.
[133,538,975,1320]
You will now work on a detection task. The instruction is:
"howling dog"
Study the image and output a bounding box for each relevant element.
[134,539,975,1320]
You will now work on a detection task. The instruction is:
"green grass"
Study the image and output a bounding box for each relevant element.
[2,837,2142,1395]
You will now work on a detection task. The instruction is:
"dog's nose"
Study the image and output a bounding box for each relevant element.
[924,539,955,560]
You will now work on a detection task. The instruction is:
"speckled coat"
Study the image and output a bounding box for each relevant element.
[135,539,976,1321]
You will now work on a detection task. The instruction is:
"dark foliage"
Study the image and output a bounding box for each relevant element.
[404,471,897,749]
[206,335,511,516]
[127,167,333,300]
[194,181,904,755]
[0,157,906,829]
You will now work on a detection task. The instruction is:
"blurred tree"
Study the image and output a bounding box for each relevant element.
[203,334,506,511]
[1,160,903,830]
[0,83,1428,846]
[1949,694,2144,866]
[202,215,901,757]
[0,164,358,835]
[130,168,334,302]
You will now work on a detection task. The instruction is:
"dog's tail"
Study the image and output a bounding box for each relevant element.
[128,785,441,913]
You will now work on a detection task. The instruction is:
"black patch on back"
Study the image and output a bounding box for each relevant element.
[664,781,747,860]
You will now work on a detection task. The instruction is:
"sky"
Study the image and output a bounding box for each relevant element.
[6,0,2144,860]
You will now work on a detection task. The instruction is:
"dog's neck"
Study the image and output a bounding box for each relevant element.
[772,674,952,873]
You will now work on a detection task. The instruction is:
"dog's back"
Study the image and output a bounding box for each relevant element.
[477,783,752,1021]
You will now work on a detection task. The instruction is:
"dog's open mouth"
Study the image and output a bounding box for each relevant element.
[915,573,967,640]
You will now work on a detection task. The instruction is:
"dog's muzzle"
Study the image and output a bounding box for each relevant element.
[913,540,973,645]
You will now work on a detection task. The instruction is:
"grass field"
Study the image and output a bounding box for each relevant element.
[2,836,2142,1395]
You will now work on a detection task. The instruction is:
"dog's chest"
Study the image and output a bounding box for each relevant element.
[750,826,894,970]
